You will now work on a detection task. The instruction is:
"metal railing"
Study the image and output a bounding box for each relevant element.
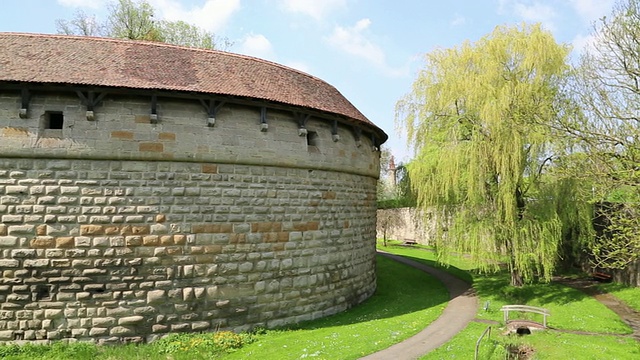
[500,305,550,328]
[474,325,492,360]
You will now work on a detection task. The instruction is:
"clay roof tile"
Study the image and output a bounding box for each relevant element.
[0,33,385,140]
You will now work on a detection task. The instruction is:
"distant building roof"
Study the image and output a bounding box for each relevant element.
[0,32,386,141]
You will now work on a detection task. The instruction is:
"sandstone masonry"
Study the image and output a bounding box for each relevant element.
[0,90,381,344]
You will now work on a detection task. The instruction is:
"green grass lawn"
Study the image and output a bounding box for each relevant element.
[597,282,640,312]
[377,241,640,359]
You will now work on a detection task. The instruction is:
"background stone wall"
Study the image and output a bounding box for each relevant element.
[0,90,380,343]
[376,208,436,244]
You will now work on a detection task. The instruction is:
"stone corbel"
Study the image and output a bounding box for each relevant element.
[371,134,380,151]
[331,120,340,142]
[295,112,310,136]
[76,90,107,121]
[260,107,268,132]
[200,99,225,127]
[353,127,362,147]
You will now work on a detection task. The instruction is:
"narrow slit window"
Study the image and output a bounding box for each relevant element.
[307,131,318,147]
[45,111,64,129]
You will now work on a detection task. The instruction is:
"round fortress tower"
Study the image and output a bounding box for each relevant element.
[0,33,386,344]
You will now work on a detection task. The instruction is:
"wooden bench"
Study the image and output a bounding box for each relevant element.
[500,305,550,328]
[593,272,612,282]
[402,239,417,246]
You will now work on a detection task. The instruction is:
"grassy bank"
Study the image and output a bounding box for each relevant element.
[377,241,640,359]
[223,254,448,359]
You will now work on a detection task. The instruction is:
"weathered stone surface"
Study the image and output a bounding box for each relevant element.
[0,94,379,343]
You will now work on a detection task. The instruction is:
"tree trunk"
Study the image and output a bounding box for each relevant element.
[510,268,524,287]
[383,229,387,247]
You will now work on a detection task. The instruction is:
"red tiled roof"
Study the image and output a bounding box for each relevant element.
[0,33,385,138]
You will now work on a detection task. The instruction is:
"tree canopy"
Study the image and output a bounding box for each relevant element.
[557,0,640,270]
[397,24,592,286]
[56,0,232,51]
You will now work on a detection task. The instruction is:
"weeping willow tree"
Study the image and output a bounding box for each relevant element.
[397,24,593,286]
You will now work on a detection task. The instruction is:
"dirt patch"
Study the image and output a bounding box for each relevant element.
[505,343,535,359]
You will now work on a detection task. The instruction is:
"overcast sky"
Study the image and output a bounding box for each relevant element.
[0,0,617,162]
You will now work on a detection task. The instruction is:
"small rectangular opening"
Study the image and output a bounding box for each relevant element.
[307,131,318,147]
[45,111,64,129]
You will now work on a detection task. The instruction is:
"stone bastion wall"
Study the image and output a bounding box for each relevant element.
[0,90,380,344]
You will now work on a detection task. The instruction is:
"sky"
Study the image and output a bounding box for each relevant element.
[0,0,618,163]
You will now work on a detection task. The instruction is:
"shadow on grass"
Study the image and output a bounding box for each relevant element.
[381,243,594,308]
[474,273,591,306]
[284,254,451,331]
[379,244,475,285]
[382,243,593,306]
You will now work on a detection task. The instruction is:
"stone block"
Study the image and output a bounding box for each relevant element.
[201,164,217,174]
[1,215,22,223]
[111,131,134,140]
[5,186,28,195]
[8,224,34,235]
[170,323,190,332]
[89,327,109,337]
[0,236,18,247]
[80,225,103,236]
[149,224,168,234]
[110,326,134,336]
[133,306,156,315]
[139,142,163,152]
[118,316,144,325]
[147,290,166,304]
[0,259,19,268]
[191,321,210,331]
[29,236,55,248]
[152,324,169,333]
[23,259,49,268]
[44,309,63,319]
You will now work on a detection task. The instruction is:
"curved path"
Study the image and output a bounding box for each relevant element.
[361,251,478,360]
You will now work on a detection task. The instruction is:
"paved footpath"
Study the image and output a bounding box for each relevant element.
[360,251,478,360]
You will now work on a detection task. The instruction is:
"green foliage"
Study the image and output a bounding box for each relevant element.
[557,0,640,270]
[152,331,253,356]
[0,342,98,360]
[377,148,416,209]
[55,0,232,50]
[107,0,160,41]
[396,23,592,285]
[376,197,415,209]
[157,20,233,51]
[591,202,640,269]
